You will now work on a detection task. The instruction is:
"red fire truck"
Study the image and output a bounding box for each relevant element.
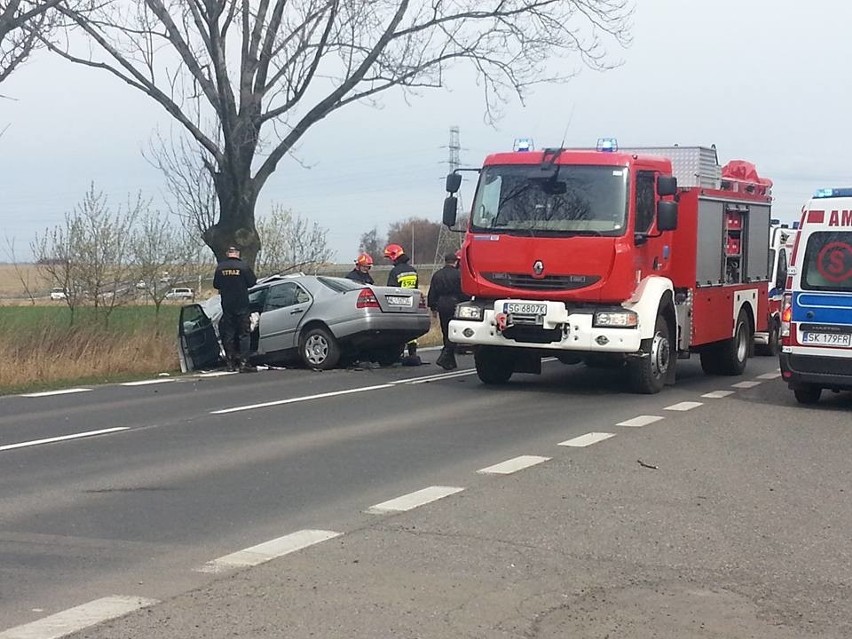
[442,140,773,393]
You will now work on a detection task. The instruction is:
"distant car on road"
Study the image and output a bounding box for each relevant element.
[165,287,195,301]
[49,287,66,301]
[178,274,430,372]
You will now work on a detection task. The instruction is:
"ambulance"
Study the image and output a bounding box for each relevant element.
[780,188,852,404]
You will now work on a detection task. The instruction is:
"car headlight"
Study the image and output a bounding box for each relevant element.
[593,310,638,328]
[455,304,484,321]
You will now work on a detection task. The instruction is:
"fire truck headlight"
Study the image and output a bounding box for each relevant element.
[455,304,483,321]
[593,310,638,328]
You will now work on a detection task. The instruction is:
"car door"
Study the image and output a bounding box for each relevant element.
[257,281,313,355]
[178,304,222,372]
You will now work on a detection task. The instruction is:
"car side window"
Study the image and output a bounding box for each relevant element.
[264,282,308,310]
[776,249,788,289]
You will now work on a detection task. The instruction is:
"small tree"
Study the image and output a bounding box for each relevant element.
[132,207,203,318]
[32,184,140,323]
[358,226,385,261]
[255,204,333,278]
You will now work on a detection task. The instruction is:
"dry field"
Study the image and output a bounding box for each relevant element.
[0,263,51,300]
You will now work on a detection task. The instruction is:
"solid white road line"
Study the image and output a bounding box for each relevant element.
[477,455,551,475]
[211,383,394,414]
[0,428,130,453]
[702,390,735,399]
[664,401,703,411]
[616,415,664,428]
[0,595,158,639]
[757,372,781,380]
[732,381,762,389]
[195,371,238,378]
[366,486,465,514]
[120,378,175,386]
[19,388,92,398]
[558,432,616,448]
[196,529,342,574]
[402,370,478,384]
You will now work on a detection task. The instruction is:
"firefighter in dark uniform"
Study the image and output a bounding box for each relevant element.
[213,245,257,372]
[384,243,421,365]
[345,253,375,284]
[428,251,467,370]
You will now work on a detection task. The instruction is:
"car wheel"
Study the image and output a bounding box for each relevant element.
[474,346,514,385]
[627,313,671,394]
[700,309,751,376]
[300,326,340,370]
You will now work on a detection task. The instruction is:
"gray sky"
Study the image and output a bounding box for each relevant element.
[1,0,848,262]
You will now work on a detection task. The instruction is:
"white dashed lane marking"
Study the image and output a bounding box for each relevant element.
[664,401,703,411]
[196,530,341,574]
[558,432,616,448]
[120,378,175,386]
[756,372,781,380]
[616,415,664,427]
[0,428,130,453]
[366,486,464,514]
[19,388,92,398]
[732,381,762,389]
[0,595,158,639]
[702,390,735,399]
[477,455,550,475]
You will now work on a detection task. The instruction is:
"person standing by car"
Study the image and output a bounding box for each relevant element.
[428,251,467,370]
[214,245,257,372]
[384,243,421,365]
[346,253,375,284]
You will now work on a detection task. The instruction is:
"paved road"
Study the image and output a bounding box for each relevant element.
[1,354,850,638]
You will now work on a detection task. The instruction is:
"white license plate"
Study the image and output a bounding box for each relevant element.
[387,295,412,307]
[802,332,851,346]
[504,302,547,315]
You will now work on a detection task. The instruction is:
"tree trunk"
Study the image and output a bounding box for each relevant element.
[204,171,260,267]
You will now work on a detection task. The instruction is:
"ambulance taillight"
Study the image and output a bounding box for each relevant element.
[780,293,793,342]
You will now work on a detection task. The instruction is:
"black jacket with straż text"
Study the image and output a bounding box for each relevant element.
[213,257,257,314]
[387,261,418,289]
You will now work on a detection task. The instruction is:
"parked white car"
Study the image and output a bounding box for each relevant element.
[165,287,194,301]
[49,287,67,301]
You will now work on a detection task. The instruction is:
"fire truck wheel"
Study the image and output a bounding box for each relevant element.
[627,314,670,394]
[700,309,751,375]
[793,385,822,405]
[474,346,514,385]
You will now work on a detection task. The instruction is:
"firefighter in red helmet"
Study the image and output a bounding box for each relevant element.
[346,253,375,285]
[384,243,421,365]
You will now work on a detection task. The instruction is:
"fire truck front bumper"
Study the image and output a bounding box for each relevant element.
[449,300,642,353]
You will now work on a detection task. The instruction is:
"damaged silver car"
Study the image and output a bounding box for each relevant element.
[178,274,430,372]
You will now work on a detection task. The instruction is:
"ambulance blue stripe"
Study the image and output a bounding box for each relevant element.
[792,292,852,325]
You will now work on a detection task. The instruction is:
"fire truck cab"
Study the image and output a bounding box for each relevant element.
[444,140,772,393]
[780,188,852,404]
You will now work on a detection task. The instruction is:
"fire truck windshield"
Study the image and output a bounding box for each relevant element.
[470,164,628,236]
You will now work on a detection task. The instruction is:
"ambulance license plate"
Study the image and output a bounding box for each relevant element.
[387,295,412,307]
[504,302,547,315]
[802,332,851,347]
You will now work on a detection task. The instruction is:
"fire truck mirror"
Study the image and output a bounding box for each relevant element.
[657,201,678,231]
[657,176,678,197]
[443,196,459,227]
[445,173,462,194]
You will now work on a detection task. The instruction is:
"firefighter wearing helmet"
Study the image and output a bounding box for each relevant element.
[346,253,375,285]
[384,243,421,365]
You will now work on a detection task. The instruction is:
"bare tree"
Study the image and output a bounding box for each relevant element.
[32,184,140,323]
[132,206,205,318]
[358,226,385,261]
[51,1,631,266]
[0,0,62,84]
[255,203,333,277]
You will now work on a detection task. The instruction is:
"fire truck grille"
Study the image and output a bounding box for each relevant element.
[789,354,852,376]
[502,325,562,344]
[483,272,600,291]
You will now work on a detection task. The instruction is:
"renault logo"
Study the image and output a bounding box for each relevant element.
[532,260,545,277]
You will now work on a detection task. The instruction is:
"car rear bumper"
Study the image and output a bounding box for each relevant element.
[333,314,431,347]
[780,351,852,390]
